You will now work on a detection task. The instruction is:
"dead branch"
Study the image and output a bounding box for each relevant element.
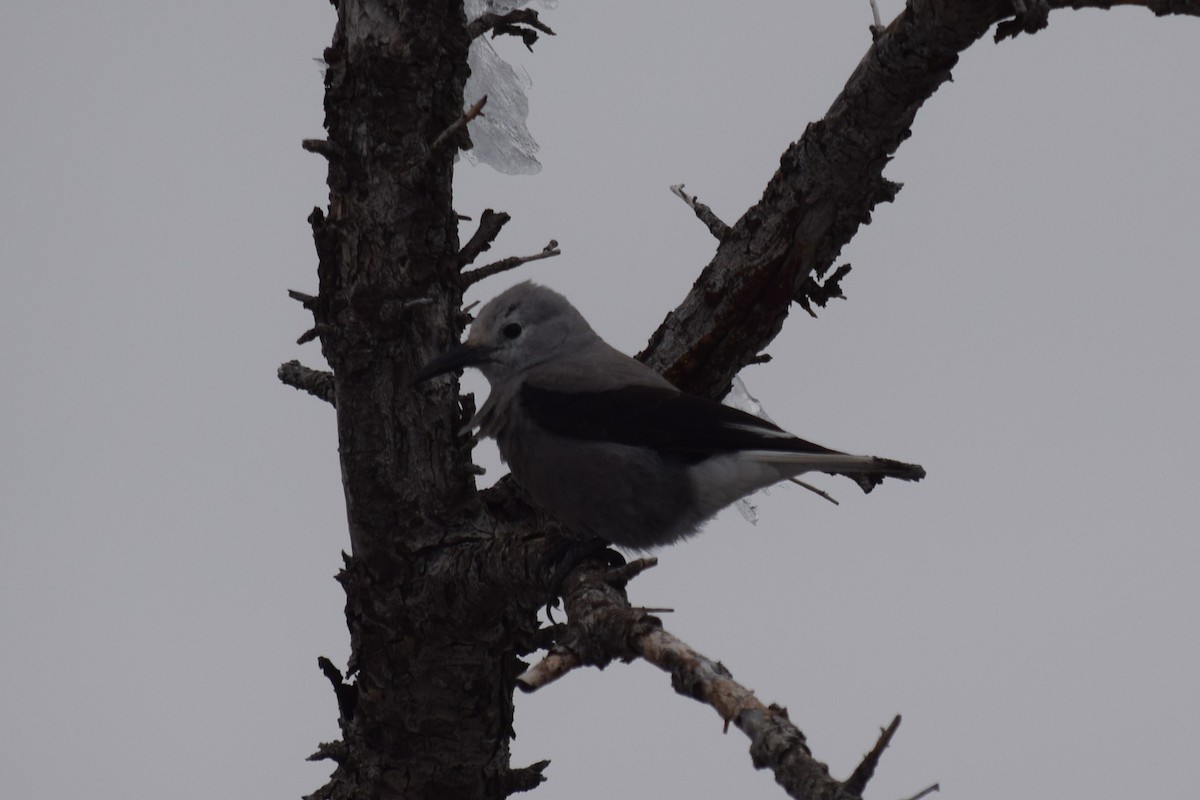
[639,0,1200,399]
[518,560,892,799]
[288,289,318,309]
[996,0,1050,41]
[467,9,556,50]
[498,760,551,794]
[844,715,902,796]
[902,783,941,800]
[670,183,731,241]
[296,325,335,345]
[462,240,560,287]
[307,741,347,764]
[459,209,512,267]
[427,95,488,159]
[868,0,885,38]
[301,138,338,160]
[278,360,335,406]
[796,263,852,318]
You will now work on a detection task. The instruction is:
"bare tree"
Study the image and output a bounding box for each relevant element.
[281,1,1200,798]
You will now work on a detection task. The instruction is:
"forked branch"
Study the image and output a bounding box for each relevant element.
[459,209,512,267]
[467,8,556,49]
[519,560,901,799]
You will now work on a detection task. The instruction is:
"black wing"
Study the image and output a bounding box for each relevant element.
[520,383,843,464]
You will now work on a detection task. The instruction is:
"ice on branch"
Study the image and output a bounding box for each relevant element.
[723,376,778,525]
[463,0,557,174]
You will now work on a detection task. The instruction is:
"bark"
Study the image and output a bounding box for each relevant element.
[299,2,547,798]
[286,1,1200,799]
[641,0,1199,397]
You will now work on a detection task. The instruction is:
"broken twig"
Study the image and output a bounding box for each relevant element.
[462,240,560,287]
[868,0,884,38]
[843,715,901,796]
[278,360,335,406]
[301,138,337,160]
[459,209,512,267]
[670,184,730,240]
[467,9,556,49]
[427,96,488,159]
[902,784,941,800]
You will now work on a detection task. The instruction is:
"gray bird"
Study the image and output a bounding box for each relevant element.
[417,282,924,550]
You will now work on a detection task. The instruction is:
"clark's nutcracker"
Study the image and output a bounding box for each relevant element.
[417,282,924,550]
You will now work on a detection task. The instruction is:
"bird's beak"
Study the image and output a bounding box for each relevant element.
[414,343,495,383]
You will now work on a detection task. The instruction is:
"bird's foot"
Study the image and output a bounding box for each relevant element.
[540,537,625,620]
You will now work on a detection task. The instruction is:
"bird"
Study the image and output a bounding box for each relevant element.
[416,281,924,551]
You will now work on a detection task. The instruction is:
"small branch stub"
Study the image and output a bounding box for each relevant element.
[843,715,901,796]
[425,96,488,162]
[903,784,941,800]
[279,360,336,407]
[670,184,731,240]
[301,138,338,160]
[467,9,556,49]
[459,209,512,267]
[868,0,884,39]
[500,759,551,794]
[316,655,358,723]
[796,263,852,318]
[995,0,1050,41]
[307,741,347,764]
[288,289,318,309]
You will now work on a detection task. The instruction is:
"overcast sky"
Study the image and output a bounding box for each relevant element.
[3,3,1198,799]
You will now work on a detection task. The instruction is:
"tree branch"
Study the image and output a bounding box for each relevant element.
[796,263,852,318]
[902,783,942,800]
[518,560,892,799]
[458,209,511,267]
[427,95,488,160]
[288,288,318,309]
[843,714,902,796]
[670,184,731,241]
[996,0,1051,40]
[316,655,358,723]
[638,0,1200,398]
[868,0,885,38]
[462,240,560,287]
[301,138,338,160]
[467,9,556,50]
[278,360,335,406]
[496,759,551,795]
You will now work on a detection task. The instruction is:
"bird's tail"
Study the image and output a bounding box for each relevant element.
[742,451,926,493]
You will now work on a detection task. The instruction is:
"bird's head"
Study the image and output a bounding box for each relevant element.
[415,281,596,386]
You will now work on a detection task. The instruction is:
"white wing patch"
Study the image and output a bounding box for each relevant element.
[722,421,794,439]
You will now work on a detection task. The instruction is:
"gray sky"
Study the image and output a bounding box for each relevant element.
[2,3,1198,799]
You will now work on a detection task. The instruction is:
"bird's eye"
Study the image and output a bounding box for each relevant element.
[502,323,523,339]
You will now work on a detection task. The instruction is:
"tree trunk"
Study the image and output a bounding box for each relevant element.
[302,2,545,798]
